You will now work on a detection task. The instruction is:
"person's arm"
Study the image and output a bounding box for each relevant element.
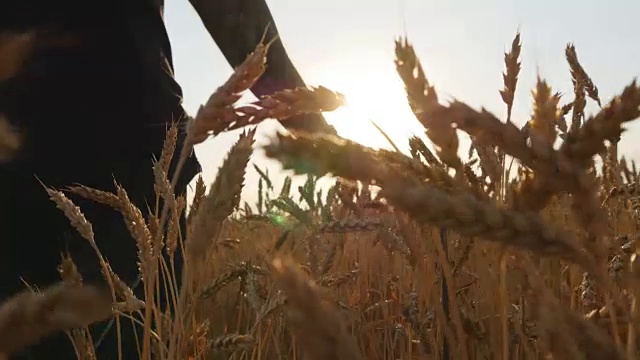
[188,0,337,135]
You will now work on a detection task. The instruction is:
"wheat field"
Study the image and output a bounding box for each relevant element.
[2,29,640,360]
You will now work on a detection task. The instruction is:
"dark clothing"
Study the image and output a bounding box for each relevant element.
[0,0,338,358]
[0,0,199,359]
[191,0,338,135]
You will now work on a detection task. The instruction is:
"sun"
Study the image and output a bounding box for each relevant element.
[310,64,426,152]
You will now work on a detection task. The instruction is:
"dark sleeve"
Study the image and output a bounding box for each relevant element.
[189,0,300,95]
[189,0,337,135]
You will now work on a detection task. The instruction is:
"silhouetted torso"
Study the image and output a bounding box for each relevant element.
[0,1,199,359]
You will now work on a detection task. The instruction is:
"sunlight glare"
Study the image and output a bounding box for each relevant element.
[314,65,426,152]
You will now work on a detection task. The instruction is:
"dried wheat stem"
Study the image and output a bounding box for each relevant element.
[270,257,364,360]
[395,37,462,171]
[185,129,255,269]
[222,86,345,134]
[499,32,522,123]
[561,81,640,168]
[0,31,36,82]
[186,37,273,146]
[0,115,20,163]
[0,284,112,355]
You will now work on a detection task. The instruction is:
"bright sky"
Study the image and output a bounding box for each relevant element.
[164,0,640,206]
